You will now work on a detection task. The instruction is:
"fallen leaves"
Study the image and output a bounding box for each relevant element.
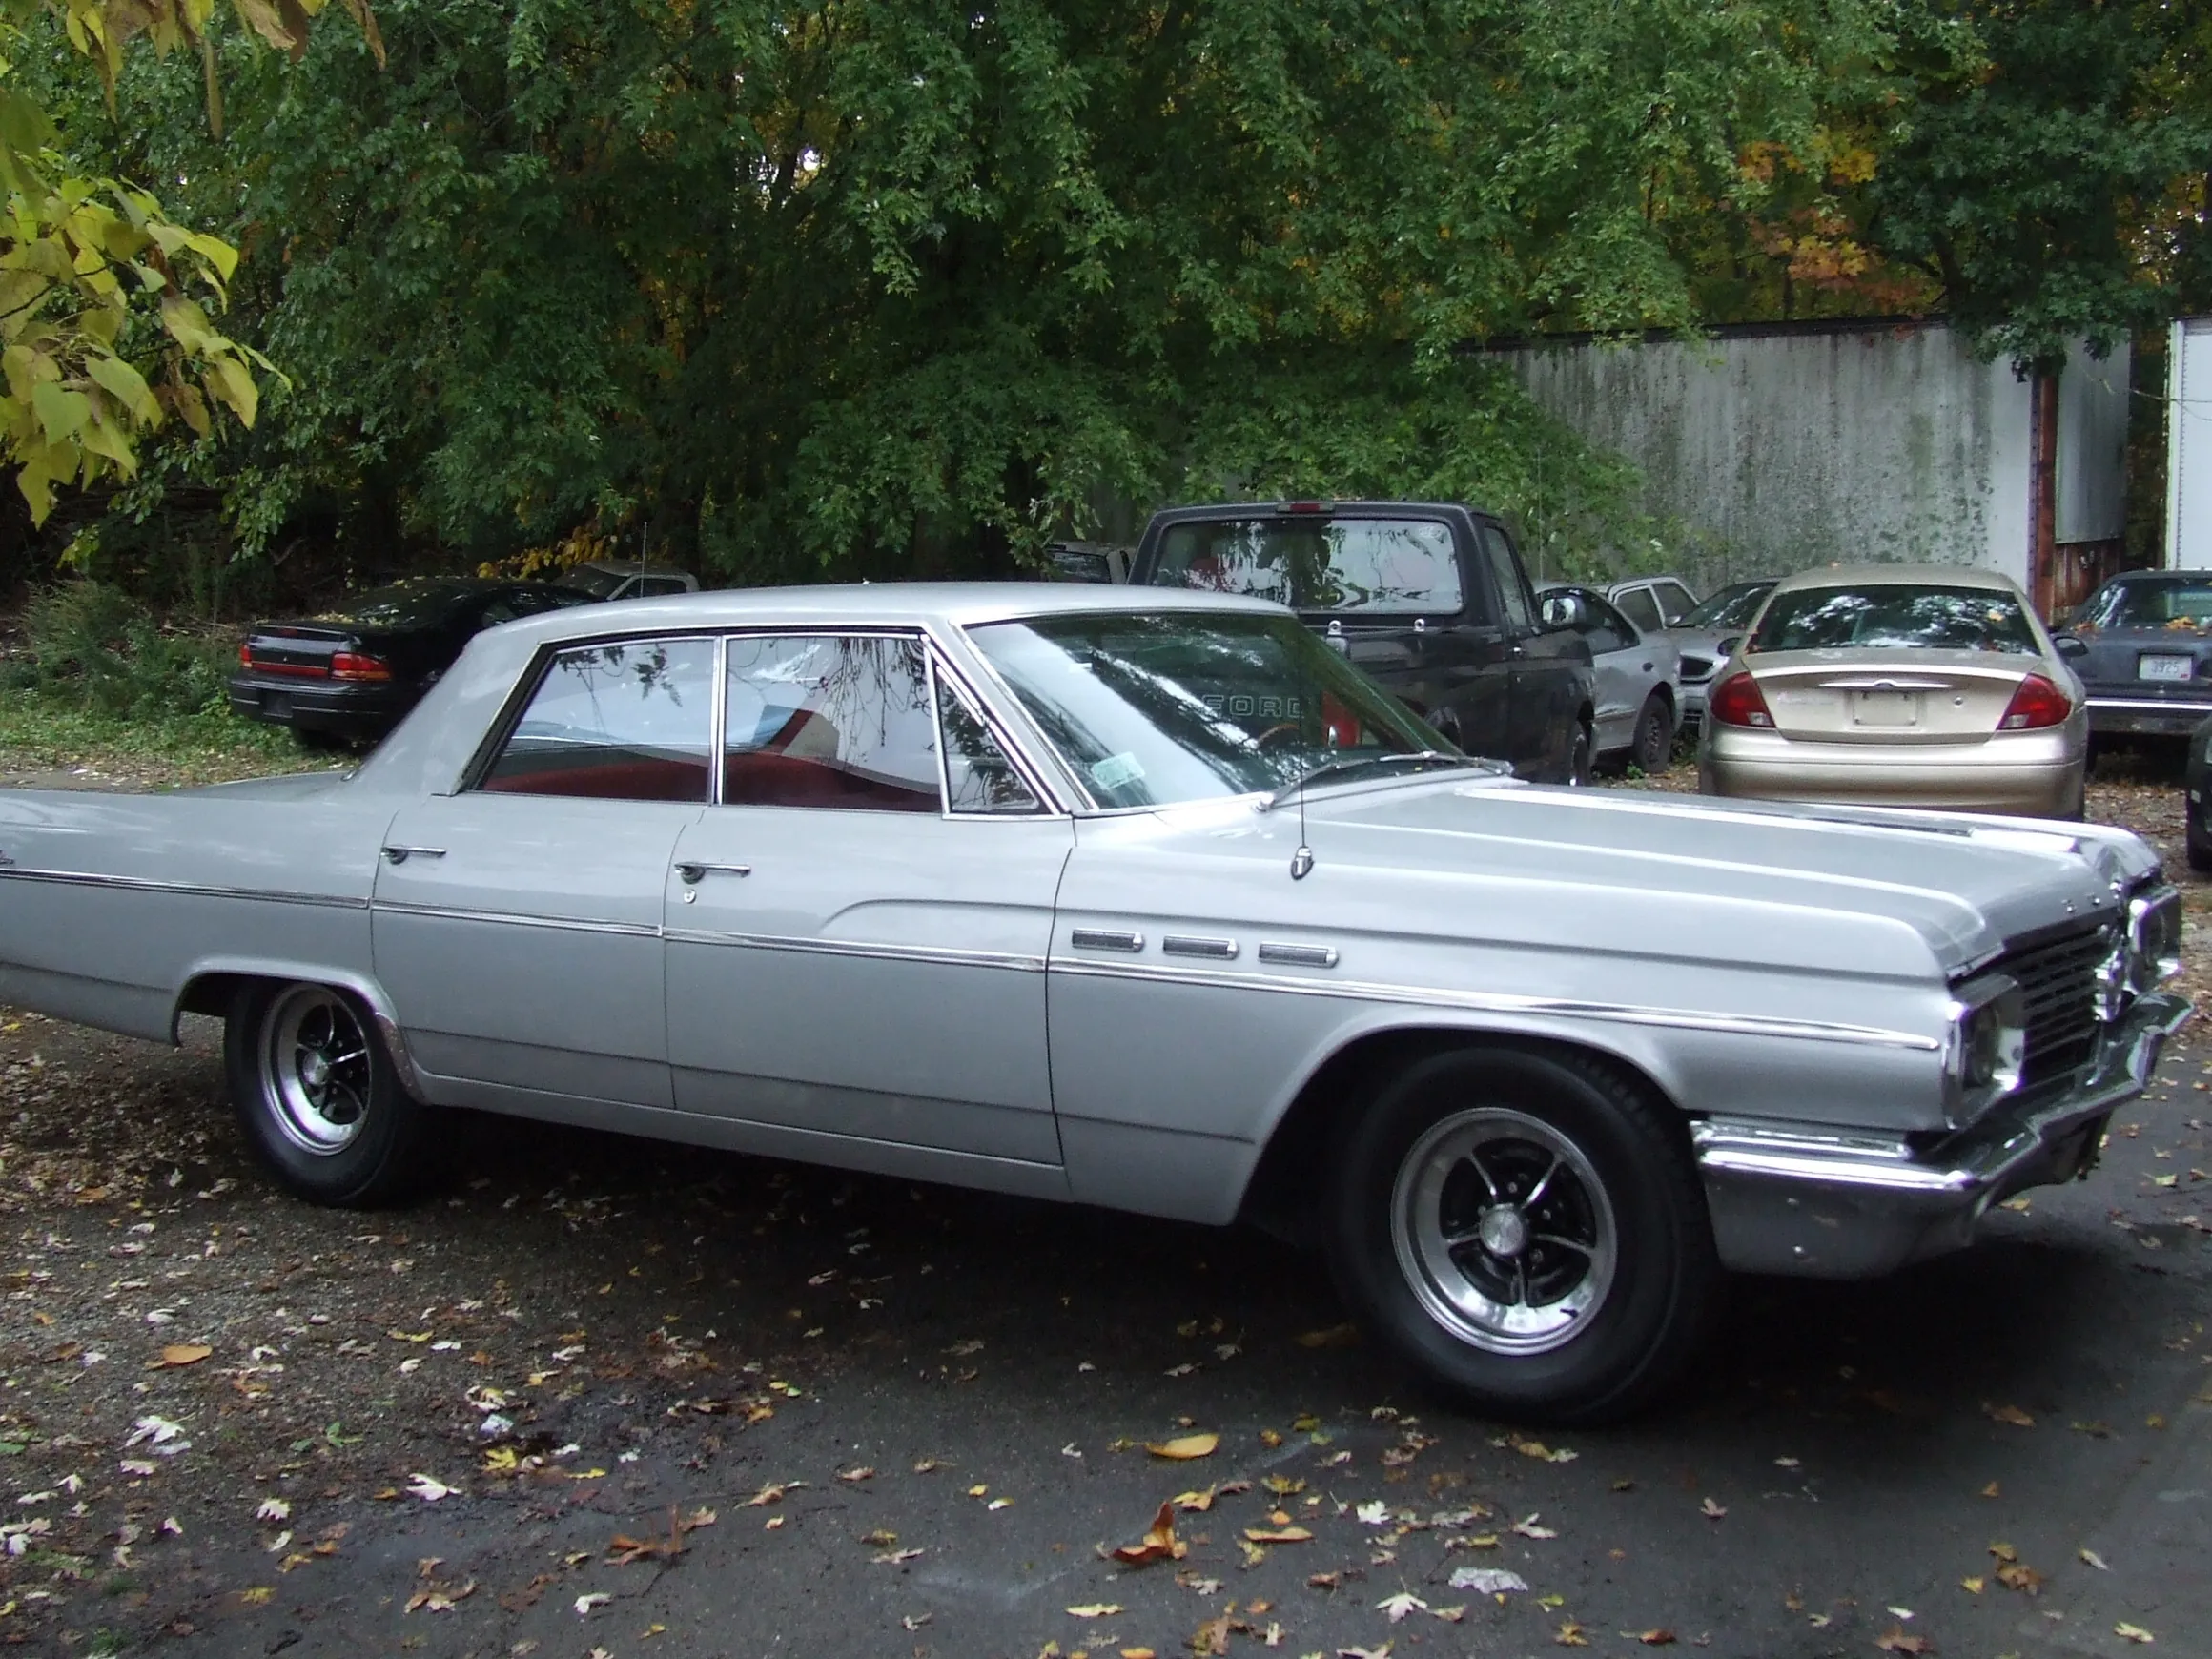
[1296,1324,1361,1348]
[1504,1436,1578,1464]
[1874,1628,1930,1654]
[1145,1433,1219,1461]
[149,1343,211,1369]
[1631,1629,1676,1647]
[1988,1541,2043,1594]
[1448,1567,1528,1594]
[1554,1620,1590,1647]
[1699,1497,1727,1520]
[2080,1547,2111,1571]
[404,1473,457,1503]
[1243,1526,1314,1545]
[1111,1501,1188,1566]
[1983,1403,2036,1428]
[1067,1604,1123,1619]
[1377,1592,1427,1622]
[2115,1622,2156,1644]
[574,1591,610,1616]
[1511,1514,1560,1540]
[872,1546,925,1564]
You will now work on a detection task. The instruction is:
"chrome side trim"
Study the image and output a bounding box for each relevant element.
[663,927,1046,973]
[1259,941,1340,969]
[371,899,661,939]
[1069,928,1144,953]
[1162,934,1239,960]
[1046,955,1941,1051]
[0,867,369,911]
[1690,1121,1966,1194]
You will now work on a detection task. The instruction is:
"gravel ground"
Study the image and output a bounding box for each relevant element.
[2,747,2210,1656]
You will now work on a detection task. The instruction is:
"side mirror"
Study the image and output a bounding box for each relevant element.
[2055,635,2089,660]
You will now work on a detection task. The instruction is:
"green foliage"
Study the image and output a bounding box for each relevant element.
[11,578,236,717]
[1868,0,2212,372]
[43,0,1890,581]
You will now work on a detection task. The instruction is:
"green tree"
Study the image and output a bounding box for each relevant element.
[41,0,1895,578]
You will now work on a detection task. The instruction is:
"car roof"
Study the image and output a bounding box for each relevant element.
[1767,563,2024,596]
[2108,567,2212,582]
[486,581,1289,647]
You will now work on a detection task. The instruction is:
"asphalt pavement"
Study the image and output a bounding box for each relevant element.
[0,1017,2194,1659]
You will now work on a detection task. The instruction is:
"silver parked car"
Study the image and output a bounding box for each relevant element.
[1538,583,1681,770]
[1669,578,1778,730]
[1606,575,1701,634]
[0,584,2184,1422]
[1700,565,2089,818]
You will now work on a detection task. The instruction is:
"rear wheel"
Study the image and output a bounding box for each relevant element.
[1567,721,1595,786]
[225,982,429,1205]
[1629,694,1672,774]
[2189,825,2212,874]
[1324,1045,1718,1423]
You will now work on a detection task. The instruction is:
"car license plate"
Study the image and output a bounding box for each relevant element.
[1851,689,1918,727]
[2139,654,2194,681]
[261,691,291,721]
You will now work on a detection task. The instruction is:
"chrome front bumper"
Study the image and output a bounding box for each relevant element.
[1692,991,2193,1278]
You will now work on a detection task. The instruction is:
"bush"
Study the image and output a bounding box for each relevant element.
[13,582,237,721]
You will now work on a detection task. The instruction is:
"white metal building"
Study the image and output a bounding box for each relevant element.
[2168,317,2212,570]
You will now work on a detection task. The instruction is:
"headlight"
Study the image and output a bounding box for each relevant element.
[2126,885,2183,993]
[1944,973,2026,1123]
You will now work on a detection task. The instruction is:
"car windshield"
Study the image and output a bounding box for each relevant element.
[967,610,1454,808]
[2074,578,2212,632]
[311,581,486,630]
[1750,584,2041,656]
[1677,581,1774,630]
[557,566,628,600]
[1149,517,1463,614]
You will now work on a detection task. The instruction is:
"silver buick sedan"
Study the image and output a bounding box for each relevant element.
[1698,565,2088,818]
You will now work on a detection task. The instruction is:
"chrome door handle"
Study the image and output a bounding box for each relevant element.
[381,846,446,864]
[675,861,752,884]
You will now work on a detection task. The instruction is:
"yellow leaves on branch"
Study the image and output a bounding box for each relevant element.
[0,174,282,520]
[0,0,383,522]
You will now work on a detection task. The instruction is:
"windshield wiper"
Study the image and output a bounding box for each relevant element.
[1260,750,1481,812]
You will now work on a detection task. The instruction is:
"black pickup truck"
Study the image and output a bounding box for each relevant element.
[1127,500,1597,782]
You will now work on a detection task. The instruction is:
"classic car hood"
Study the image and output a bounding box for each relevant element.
[1299,775,2148,976]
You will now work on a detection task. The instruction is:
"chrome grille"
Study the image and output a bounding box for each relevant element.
[1982,923,2115,1086]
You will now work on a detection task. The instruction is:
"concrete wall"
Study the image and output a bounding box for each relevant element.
[1501,319,2127,591]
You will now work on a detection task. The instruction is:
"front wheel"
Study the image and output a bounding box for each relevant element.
[225,982,430,1206]
[1324,1045,1718,1423]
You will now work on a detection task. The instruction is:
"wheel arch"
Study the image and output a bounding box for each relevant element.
[1236,1014,1692,1245]
[173,958,425,1101]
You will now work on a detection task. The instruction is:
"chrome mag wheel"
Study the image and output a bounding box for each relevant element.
[258,985,374,1156]
[1389,1106,1617,1354]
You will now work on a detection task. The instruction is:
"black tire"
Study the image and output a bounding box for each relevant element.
[2189,827,2212,874]
[1566,721,1595,787]
[1323,1044,1719,1424]
[225,981,430,1206]
[1629,694,1672,775]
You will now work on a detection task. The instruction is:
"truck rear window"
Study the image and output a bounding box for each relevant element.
[1150,518,1462,615]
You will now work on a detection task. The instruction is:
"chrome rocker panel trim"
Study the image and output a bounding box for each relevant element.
[1693,990,2191,1277]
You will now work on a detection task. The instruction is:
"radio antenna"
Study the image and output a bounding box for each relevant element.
[1291,772,1314,880]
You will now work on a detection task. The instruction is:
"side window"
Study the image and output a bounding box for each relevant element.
[1614,587,1664,634]
[1477,525,1535,631]
[481,637,715,801]
[1654,581,1696,625]
[643,578,690,597]
[722,635,940,812]
[938,676,1041,814]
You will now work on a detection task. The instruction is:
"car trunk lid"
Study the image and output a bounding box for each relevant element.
[1741,649,2050,743]
[239,623,358,679]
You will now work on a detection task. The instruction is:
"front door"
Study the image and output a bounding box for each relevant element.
[663,633,1072,1174]
[372,634,718,1106]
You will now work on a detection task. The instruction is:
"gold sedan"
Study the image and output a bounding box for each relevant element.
[1697,564,2087,818]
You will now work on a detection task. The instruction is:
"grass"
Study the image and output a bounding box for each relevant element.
[0,693,319,790]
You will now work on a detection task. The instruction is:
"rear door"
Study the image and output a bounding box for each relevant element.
[371,634,716,1106]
